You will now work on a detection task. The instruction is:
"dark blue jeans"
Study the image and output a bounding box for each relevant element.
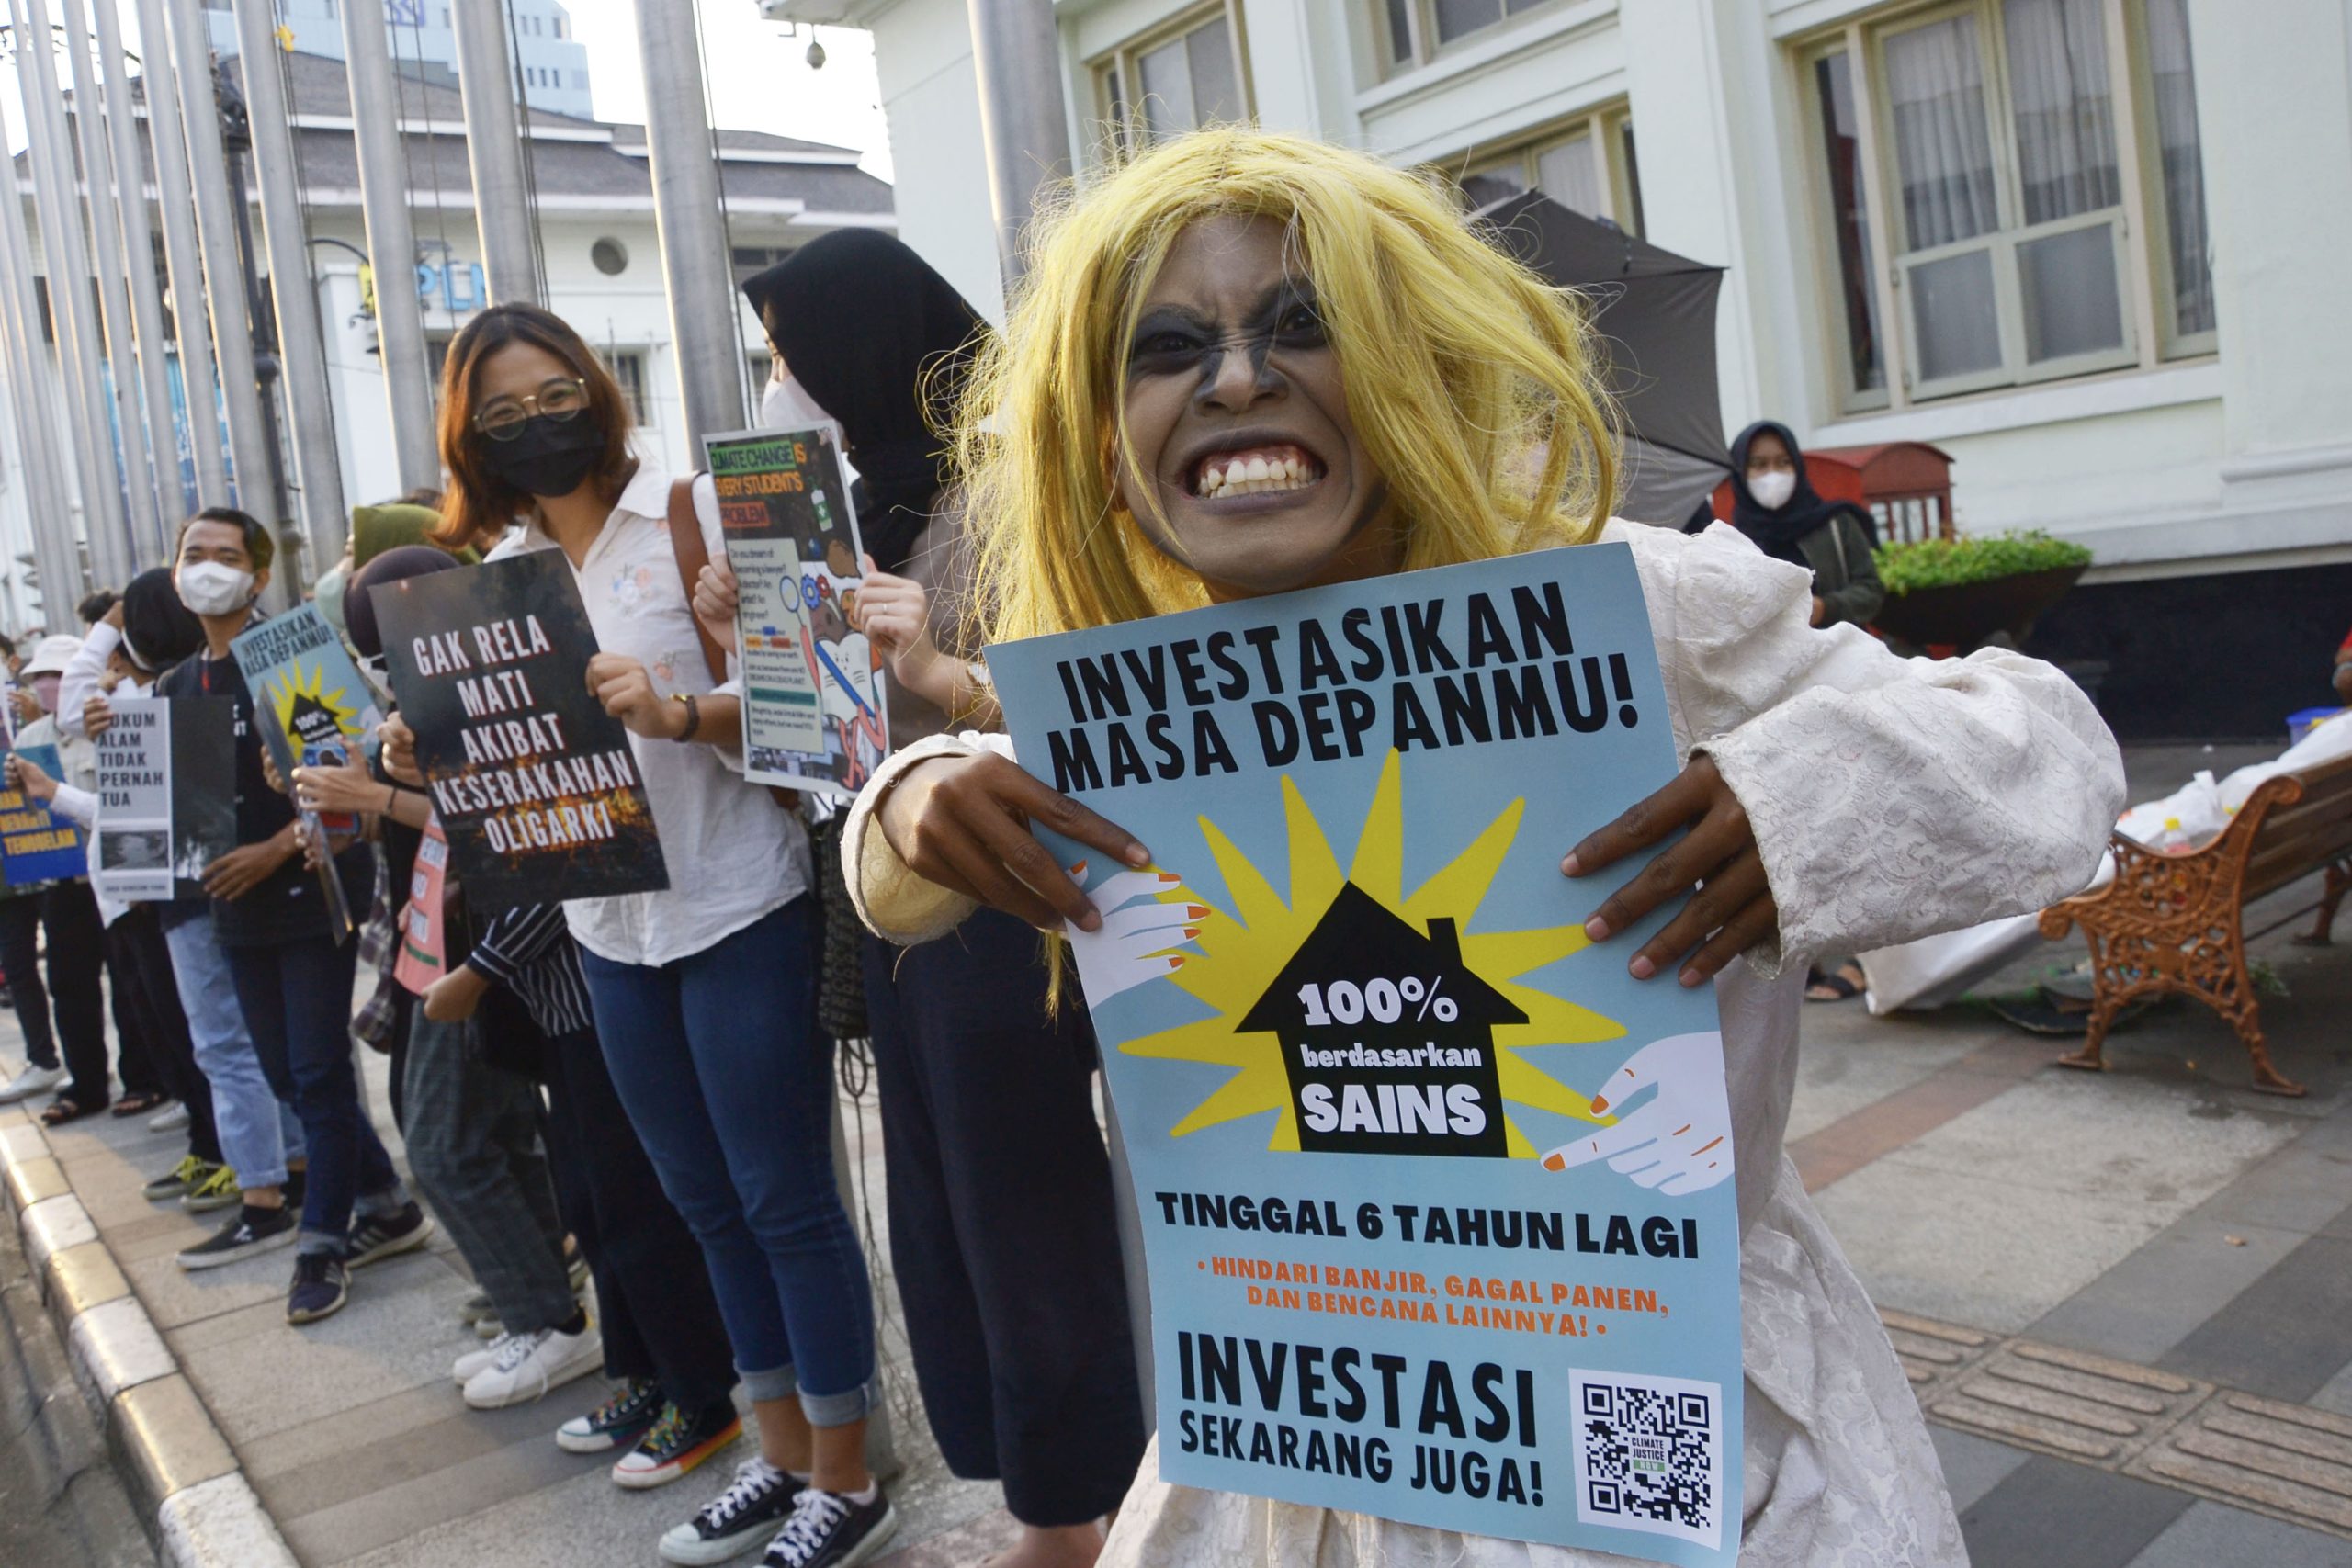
[579,897,875,1427]
[226,933,400,1254]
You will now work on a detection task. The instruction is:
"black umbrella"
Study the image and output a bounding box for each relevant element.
[1476,191,1730,525]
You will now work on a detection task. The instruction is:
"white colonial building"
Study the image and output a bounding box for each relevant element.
[783,0,2352,737]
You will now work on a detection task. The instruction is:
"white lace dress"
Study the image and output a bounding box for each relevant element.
[843,521,2126,1568]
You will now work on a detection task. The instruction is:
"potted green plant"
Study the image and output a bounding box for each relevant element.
[1871,530,2092,649]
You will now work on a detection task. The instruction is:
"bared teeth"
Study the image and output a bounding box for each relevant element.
[1195,443,1322,498]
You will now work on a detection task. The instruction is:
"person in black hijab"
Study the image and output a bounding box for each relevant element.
[741,231,986,576]
[747,235,1147,1565]
[1726,420,1884,630]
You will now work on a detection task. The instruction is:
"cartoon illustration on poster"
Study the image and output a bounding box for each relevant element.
[91,696,236,902]
[369,550,669,910]
[0,741,87,886]
[231,606,378,937]
[393,818,450,993]
[989,545,1741,1566]
[705,427,889,795]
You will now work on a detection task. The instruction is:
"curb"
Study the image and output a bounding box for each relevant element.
[0,1117,300,1568]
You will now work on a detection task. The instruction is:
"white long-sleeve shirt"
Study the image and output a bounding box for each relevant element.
[487,461,812,968]
[55,620,117,741]
[843,520,2124,1568]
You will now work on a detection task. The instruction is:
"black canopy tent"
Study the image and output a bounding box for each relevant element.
[1476,191,1731,525]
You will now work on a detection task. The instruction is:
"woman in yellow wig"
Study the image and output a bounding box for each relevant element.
[842,130,2121,1567]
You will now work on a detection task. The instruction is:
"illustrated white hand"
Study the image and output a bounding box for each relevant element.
[1539,1032,1733,1196]
[1064,866,1204,1002]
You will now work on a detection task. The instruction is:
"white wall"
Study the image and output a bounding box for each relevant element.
[843,0,2352,580]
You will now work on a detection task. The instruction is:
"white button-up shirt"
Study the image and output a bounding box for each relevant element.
[488,461,811,968]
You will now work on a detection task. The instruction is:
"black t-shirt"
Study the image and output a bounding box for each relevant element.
[153,643,369,948]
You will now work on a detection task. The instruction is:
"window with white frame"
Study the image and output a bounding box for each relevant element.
[1804,0,2215,411]
[609,351,651,423]
[1381,0,1559,72]
[1092,2,1250,159]
[1449,107,1644,236]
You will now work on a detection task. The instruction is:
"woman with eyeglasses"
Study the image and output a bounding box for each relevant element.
[428,305,888,1568]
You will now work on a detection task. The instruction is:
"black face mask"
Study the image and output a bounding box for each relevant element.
[482,414,605,498]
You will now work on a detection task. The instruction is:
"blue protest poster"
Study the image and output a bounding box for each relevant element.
[231,605,380,939]
[0,742,88,886]
[988,544,1741,1565]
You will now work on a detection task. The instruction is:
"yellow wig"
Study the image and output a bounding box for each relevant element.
[955,127,1619,649]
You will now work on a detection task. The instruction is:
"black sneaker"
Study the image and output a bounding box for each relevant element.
[659,1456,802,1565]
[614,1397,743,1489]
[557,1378,664,1455]
[760,1485,896,1568]
[287,1252,349,1324]
[175,1203,297,1271]
[346,1201,435,1268]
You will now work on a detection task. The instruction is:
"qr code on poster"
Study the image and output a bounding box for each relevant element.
[1568,1369,1723,1551]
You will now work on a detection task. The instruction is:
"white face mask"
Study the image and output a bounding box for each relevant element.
[762,372,836,435]
[177,560,257,618]
[1747,469,1798,511]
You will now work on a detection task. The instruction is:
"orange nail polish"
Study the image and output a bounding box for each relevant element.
[1542,1153,1566,1171]
[1590,1096,1610,1114]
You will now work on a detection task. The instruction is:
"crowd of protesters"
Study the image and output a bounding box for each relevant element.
[0,130,2125,1568]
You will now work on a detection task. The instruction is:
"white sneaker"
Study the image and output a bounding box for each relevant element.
[461,1323,603,1410]
[148,1102,190,1134]
[454,1331,518,1386]
[0,1064,64,1104]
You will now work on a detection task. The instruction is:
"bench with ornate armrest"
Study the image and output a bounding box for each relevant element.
[2038,751,2352,1097]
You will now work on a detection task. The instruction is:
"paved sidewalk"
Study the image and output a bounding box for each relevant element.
[3,740,2348,1565]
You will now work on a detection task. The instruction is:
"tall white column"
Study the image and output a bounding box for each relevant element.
[131,0,229,509]
[0,158,87,622]
[631,0,747,446]
[341,0,441,492]
[449,0,541,306]
[964,0,1069,288]
[227,0,346,579]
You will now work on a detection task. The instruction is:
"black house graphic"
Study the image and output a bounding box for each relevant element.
[1240,882,1524,1158]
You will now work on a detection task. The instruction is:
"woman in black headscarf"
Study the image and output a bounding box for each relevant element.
[735,233,1147,1568]
[1726,420,1885,630]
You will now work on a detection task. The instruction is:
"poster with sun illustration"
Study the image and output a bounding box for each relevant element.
[989,544,1740,1565]
[232,605,385,935]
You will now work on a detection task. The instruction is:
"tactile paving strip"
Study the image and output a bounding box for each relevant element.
[1883,1311,2352,1540]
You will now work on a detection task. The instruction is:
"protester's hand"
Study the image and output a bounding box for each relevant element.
[257,743,288,795]
[204,829,296,901]
[81,693,113,738]
[379,713,424,785]
[1539,1032,1733,1194]
[422,965,490,1023]
[1810,595,1827,627]
[8,688,40,728]
[587,652,683,741]
[849,556,941,671]
[103,600,124,630]
[693,557,739,650]
[4,753,57,803]
[1563,754,1779,987]
[877,751,1149,931]
[294,750,387,817]
[2335,659,2352,704]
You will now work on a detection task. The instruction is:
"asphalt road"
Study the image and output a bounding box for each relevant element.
[0,1206,156,1568]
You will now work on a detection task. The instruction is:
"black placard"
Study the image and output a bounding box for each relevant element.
[370,552,669,910]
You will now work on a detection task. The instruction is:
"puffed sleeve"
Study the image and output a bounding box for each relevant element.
[1623,521,2123,970]
[842,729,1017,944]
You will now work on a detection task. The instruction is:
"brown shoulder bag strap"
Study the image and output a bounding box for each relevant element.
[665,473,730,687]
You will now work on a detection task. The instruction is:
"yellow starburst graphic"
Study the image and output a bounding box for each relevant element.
[266,664,362,749]
[1125,750,1622,1158]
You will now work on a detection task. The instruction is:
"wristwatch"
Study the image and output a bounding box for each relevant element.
[670,691,701,742]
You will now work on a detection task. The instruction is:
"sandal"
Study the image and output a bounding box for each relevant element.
[40,1096,101,1126]
[111,1091,166,1118]
[1804,961,1867,1003]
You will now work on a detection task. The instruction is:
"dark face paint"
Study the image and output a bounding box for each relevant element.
[1115,215,1397,600]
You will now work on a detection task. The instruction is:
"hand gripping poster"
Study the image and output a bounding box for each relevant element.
[369,550,669,911]
[988,545,1741,1566]
[704,427,889,795]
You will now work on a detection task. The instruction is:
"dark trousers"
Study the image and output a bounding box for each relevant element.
[0,886,109,1107]
[225,932,398,1251]
[402,1012,575,1335]
[861,913,1146,1526]
[106,907,220,1165]
[542,1023,736,1412]
[101,914,166,1099]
